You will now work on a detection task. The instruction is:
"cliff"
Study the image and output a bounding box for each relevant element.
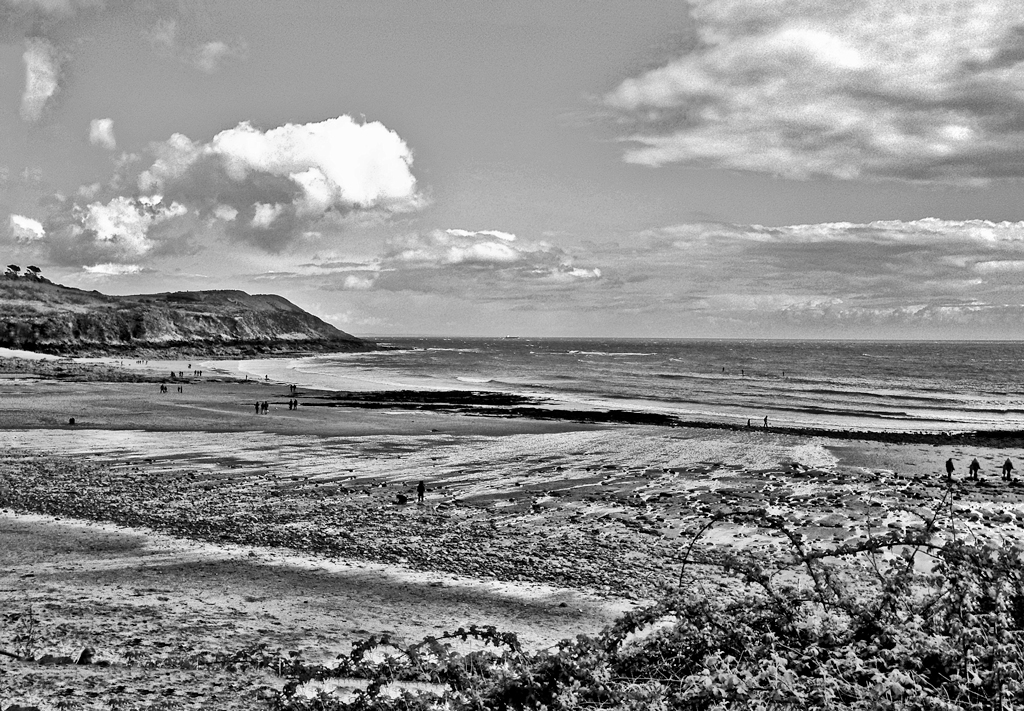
[0,277,372,356]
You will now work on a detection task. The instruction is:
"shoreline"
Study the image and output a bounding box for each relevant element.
[6,351,1023,447]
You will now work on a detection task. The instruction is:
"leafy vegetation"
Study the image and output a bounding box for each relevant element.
[251,496,1024,710]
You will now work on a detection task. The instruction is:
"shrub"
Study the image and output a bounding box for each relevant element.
[262,493,1024,710]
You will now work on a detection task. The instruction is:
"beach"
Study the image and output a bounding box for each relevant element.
[3,355,1024,708]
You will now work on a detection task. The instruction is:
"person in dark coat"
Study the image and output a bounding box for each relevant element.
[1003,458,1015,480]
[417,480,426,503]
[968,458,980,480]
[945,458,955,478]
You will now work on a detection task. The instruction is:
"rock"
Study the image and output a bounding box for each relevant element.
[35,653,73,665]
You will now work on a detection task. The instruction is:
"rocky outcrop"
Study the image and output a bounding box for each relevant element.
[0,277,372,356]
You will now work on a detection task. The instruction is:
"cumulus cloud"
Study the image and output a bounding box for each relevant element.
[88,118,116,150]
[20,194,192,268]
[606,0,1024,182]
[20,37,60,122]
[134,116,420,251]
[79,195,187,259]
[8,115,421,270]
[8,214,45,242]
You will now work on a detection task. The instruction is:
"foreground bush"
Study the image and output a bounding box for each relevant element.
[265,500,1024,710]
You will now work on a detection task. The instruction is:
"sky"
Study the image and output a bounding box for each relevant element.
[4,0,1024,339]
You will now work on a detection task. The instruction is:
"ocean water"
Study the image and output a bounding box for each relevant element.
[241,338,1024,434]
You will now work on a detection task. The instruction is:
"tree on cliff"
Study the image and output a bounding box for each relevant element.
[5,264,20,277]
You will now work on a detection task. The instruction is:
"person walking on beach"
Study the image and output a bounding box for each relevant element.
[1003,458,1015,480]
[417,480,426,503]
[968,458,981,480]
[763,416,769,430]
[254,401,260,415]
[945,458,955,478]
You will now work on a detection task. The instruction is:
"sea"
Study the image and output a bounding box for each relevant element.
[237,338,1024,435]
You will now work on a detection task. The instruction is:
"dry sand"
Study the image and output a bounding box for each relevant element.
[3,356,1024,709]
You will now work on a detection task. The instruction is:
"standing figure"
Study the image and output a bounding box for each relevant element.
[945,458,955,478]
[254,401,260,414]
[968,458,981,480]
[417,480,426,503]
[763,416,769,430]
[1003,458,1015,480]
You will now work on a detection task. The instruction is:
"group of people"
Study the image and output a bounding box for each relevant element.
[945,457,1015,481]
[254,400,270,414]
[287,399,299,410]
[157,383,183,393]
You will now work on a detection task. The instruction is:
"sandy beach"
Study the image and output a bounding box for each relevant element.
[3,355,1024,708]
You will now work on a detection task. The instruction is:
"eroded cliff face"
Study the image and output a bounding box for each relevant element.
[0,278,372,356]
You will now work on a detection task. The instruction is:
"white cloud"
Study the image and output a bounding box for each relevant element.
[20,37,59,122]
[88,118,116,150]
[29,115,421,269]
[250,202,283,229]
[81,195,187,258]
[974,260,1024,273]
[343,274,377,290]
[135,116,420,250]
[192,41,242,73]
[446,228,516,242]
[8,214,45,242]
[606,0,1024,182]
[386,229,546,267]
[646,218,1024,245]
[213,204,237,221]
[377,229,602,293]
[207,118,418,207]
[82,262,142,275]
